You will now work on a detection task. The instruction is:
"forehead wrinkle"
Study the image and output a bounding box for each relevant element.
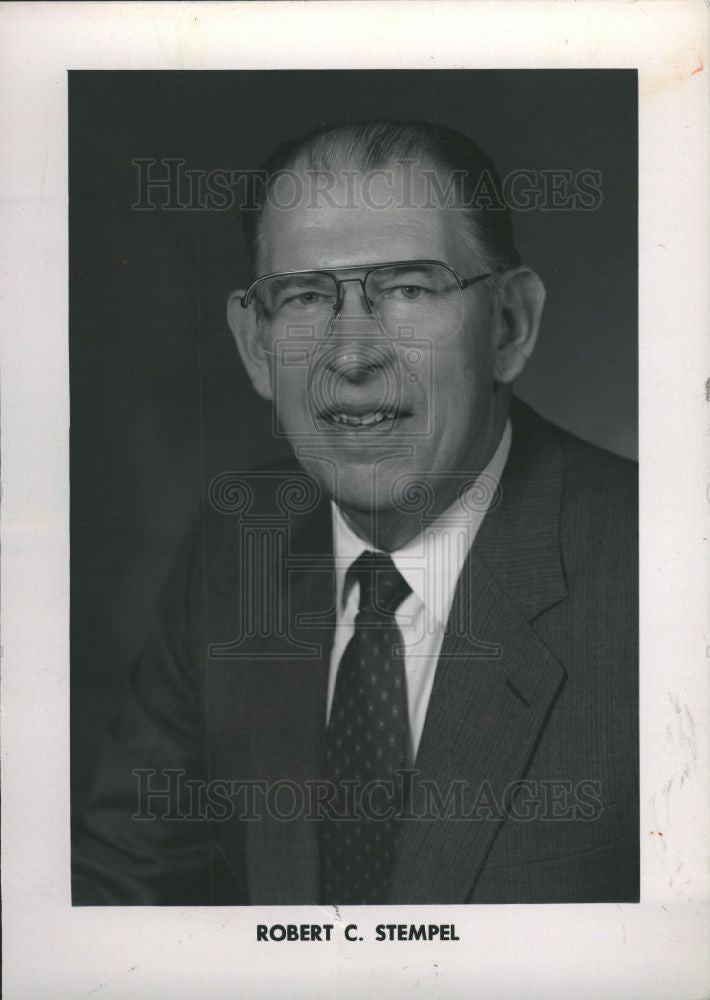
[254,156,493,275]
[260,204,459,274]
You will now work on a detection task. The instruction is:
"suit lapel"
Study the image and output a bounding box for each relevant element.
[243,497,335,904]
[386,555,566,902]
[387,401,570,902]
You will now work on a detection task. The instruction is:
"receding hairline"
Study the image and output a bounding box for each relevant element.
[254,155,491,275]
[244,119,519,276]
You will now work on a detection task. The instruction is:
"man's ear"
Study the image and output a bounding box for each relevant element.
[227,290,273,401]
[492,267,546,384]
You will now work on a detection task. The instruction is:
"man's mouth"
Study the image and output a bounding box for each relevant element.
[317,405,409,429]
[322,408,398,428]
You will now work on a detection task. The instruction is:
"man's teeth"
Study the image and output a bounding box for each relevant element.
[327,410,396,427]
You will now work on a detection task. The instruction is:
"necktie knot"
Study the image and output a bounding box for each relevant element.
[349,550,411,616]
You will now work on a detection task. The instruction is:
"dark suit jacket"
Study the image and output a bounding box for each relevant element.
[72,399,639,905]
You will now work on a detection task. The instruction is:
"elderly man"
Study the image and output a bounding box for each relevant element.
[73,120,638,905]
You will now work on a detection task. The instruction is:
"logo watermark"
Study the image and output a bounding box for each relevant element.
[132,769,605,823]
[132,158,603,213]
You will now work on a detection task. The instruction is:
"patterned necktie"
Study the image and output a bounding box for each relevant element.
[320,550,412,905]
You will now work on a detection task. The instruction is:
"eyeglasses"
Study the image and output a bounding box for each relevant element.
[240,259,499,337]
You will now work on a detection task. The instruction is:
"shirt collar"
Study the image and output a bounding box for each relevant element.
[331,419,512,626]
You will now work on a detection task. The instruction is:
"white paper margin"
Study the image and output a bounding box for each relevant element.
[1,2,708,998]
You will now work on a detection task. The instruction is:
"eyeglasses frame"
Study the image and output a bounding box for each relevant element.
[239,258,503,314]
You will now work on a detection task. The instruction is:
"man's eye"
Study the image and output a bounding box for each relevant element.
[390,284,428,300]
[283,290,329,307]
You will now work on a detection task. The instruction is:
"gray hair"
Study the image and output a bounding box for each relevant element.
[243,119,520,287]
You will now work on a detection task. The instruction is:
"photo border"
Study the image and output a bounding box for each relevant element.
[1,3,708,997]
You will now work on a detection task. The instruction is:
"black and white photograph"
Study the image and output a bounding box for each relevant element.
[70,69,639,907]
[2,4,708,998]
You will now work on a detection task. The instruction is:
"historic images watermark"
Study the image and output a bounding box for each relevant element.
[132,158,604,213]
[268,327,438,440]
[205,469,504,658]
[132,769,605,823]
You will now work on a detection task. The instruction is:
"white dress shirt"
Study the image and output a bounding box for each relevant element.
[327,420,512,762]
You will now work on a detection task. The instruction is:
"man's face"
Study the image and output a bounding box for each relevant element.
[248,165,504,521]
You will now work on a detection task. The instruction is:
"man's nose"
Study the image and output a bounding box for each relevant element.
[324,282,390,384]
[333,278,373,322]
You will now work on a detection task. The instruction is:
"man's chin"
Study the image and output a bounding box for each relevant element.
[329,480,398,515]
[294,451,401,500]
[293,456,436,549]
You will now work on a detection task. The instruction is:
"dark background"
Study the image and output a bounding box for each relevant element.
[70,70,637,809]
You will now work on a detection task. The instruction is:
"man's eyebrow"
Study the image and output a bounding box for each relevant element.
[327,261,442,279]
[370,263,439,277]
[266,271,335,290]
